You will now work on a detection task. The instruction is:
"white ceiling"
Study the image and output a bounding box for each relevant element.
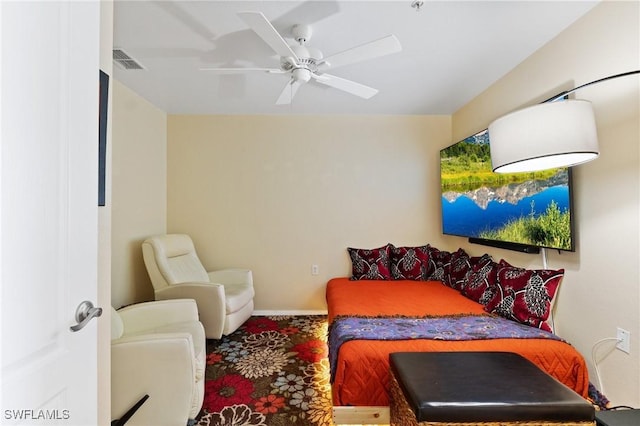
[113,0,599,115]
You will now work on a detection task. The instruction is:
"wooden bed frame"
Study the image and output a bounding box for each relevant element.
[333,406,389,425]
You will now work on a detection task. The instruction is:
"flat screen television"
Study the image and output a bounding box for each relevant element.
[440,129,575,252]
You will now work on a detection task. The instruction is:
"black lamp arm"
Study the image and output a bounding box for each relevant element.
[544,69,640,103]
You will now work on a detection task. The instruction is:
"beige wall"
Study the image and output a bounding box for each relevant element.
[111,81,167,309]
[167,115,451,311]
[453,1,640,406]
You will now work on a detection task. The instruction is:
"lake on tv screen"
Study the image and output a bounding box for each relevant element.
[440,132,573,249]
[441,185,570,240]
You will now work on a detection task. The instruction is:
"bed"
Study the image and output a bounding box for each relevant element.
[326,276,591,424]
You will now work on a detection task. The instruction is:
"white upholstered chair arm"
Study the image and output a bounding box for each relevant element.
[155,282,225,305]
[155,283,227,339]
[111,333,196,426]
[117,299,199,335]
[207,269,253,286]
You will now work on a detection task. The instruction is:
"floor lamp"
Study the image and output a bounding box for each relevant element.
[488,70,640,405]
[488,70,640,174]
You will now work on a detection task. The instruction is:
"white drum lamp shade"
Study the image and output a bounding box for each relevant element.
[488,99,599,173]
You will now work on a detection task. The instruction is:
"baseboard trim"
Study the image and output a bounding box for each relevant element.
[253,309,328,316]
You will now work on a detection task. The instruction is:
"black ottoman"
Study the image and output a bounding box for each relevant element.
[389,352,595,426]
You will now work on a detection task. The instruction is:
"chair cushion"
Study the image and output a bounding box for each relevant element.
[128,320,206,381]
[224,283,256,314]
[165,254,209,284]
[389,351,594,423]
[146,235,210,284]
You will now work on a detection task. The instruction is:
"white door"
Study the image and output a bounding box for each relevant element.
[1,2,100,425]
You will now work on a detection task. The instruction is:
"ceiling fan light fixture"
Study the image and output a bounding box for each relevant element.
[293,68,311,83]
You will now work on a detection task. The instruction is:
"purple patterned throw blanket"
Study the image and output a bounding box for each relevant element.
[328,314,562,382]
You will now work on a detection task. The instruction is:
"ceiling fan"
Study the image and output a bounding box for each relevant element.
[201,11,402,105]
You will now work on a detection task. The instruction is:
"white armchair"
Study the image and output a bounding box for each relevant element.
[142,234,255,339]
[111,299,205,426]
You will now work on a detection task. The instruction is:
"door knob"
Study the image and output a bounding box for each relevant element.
[70,300,103,332]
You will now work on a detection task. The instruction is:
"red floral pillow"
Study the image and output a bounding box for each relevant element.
[466,253,493,280]
[425,245,451,283]
[348,244,393,280]
[484,262,564,332]
[446,248,471,289]
[390,245,431,280]
[460,256,499,305]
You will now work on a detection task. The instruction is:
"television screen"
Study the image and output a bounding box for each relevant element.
[440,129,575,252]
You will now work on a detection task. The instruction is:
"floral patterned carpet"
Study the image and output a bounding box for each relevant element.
[194,315,334,426]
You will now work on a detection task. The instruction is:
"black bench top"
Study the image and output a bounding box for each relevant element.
[389,351,595,423]
[595,409,640,426]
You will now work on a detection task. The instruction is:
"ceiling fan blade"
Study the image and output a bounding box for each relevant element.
[311,73,378,99]
[276,80,302,105]
[319,35,402,70]
[238,11,299,61]
[199,67,284,74]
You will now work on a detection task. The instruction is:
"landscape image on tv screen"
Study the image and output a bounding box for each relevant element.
[440,130,575,251]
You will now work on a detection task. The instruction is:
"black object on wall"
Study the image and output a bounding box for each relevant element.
[98,70,109,206]
[469,237,540,254]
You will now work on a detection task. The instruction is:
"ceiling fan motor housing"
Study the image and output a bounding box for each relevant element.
[287,44,322,78]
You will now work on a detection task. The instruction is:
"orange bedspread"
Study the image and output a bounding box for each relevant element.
[326,277,590,407]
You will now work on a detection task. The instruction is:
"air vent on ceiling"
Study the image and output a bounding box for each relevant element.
[112,48,144,70]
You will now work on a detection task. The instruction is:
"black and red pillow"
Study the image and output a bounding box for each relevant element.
[485,261,564,332]
[390,245,431,280]
[348,244,393,280]
[425,245,452,283]
[446,248,473,290]
[460,256,500,306]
